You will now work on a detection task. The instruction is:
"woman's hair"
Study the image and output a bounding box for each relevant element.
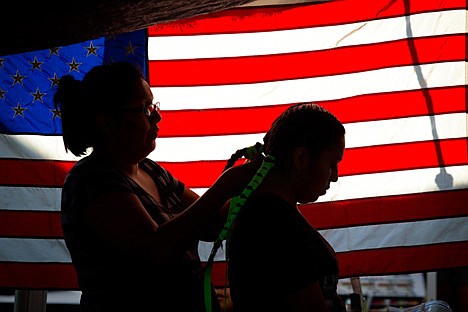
[263,103,345,173]
[53,61,144,156]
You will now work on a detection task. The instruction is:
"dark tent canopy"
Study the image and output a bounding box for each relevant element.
[0,0,254,56]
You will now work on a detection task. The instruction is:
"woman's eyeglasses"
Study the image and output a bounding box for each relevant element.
[121,102,160,117]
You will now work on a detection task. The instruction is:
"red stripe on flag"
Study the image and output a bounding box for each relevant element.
[325,86,467,124]
[0,211,63,237]
[3,190,466,238]
[149,35,465,87]
[158,86,466,137]
[148,0,465,36]
[1,138,466,187]
[299,189,468,229]
[337,242,468,278]
[0,159,72,187]
[0,263,78,289]
[340,138,468,177]
[157,139,468,186]
[209,241,468,285]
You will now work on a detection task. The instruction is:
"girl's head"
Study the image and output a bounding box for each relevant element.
[263,103,345,203]
[264,103,345,170]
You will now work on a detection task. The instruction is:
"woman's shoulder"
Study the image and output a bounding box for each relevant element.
[68,155,110,176]
[64,155,126,187]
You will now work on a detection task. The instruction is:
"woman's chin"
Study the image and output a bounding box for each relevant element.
[299,195,319,205]
[144,141,156,156]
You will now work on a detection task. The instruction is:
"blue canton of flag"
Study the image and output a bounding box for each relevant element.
[0,29,147,289]
[0,29,147,135]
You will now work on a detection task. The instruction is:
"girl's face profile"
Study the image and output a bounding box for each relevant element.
[296,134,345,204]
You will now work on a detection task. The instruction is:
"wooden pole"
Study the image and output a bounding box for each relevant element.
[426,272,437,301]
[14,290,47,312]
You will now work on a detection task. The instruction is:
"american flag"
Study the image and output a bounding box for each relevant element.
[0,0,467,289]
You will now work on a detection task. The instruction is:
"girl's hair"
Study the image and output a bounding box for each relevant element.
[263,102,345,173]
[223,103,344,174]
[53,61,144,156]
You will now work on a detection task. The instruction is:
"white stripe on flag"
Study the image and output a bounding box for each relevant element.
[198,216,468,261]
[0,186,61,212]
[3,216,466,263]
[185,165,468,200]
[2,112,464,161]
[151,61,465,110]
[2,165,467,212]
[0,134,82,161]
[0,238,71,263]
[316,165,468,202]
[321,216,468,253]
[152,113,466,161]
[148,10,465,60]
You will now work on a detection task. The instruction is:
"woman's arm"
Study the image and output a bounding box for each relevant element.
[180,187,231,242]
[84,160,260,265]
